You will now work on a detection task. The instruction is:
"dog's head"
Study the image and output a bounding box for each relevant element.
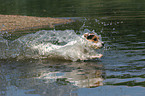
[83,33,104,49]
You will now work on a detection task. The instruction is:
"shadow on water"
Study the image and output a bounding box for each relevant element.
[0,59,105,96]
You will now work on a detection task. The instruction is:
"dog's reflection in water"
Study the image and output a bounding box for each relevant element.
[36,61,104,88]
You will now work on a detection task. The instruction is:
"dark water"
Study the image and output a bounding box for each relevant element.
[0,0,145,96]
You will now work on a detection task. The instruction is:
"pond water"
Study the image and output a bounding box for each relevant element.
[0,0,145,96]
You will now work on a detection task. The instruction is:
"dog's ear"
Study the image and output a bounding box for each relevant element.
[84,33,89,38]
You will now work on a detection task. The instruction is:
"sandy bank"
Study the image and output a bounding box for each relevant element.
[0,15,72,32]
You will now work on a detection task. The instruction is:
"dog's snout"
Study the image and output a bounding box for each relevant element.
[102,42,104,47]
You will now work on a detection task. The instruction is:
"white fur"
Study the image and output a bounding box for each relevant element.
[31,33,103,61]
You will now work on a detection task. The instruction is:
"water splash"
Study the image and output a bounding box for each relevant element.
[0,30,103,61]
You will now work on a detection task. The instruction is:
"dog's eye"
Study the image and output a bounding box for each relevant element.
[93,38,98,41]
[87,35,94,39]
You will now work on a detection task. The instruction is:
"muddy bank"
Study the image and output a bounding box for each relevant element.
[0,15,72,32]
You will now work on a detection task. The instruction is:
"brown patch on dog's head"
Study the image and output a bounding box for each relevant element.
[84,33,99,43]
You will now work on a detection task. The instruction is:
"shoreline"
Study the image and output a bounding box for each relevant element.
[0,14,72,32]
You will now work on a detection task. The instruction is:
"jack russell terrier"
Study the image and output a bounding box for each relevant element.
[82,33,104,59]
